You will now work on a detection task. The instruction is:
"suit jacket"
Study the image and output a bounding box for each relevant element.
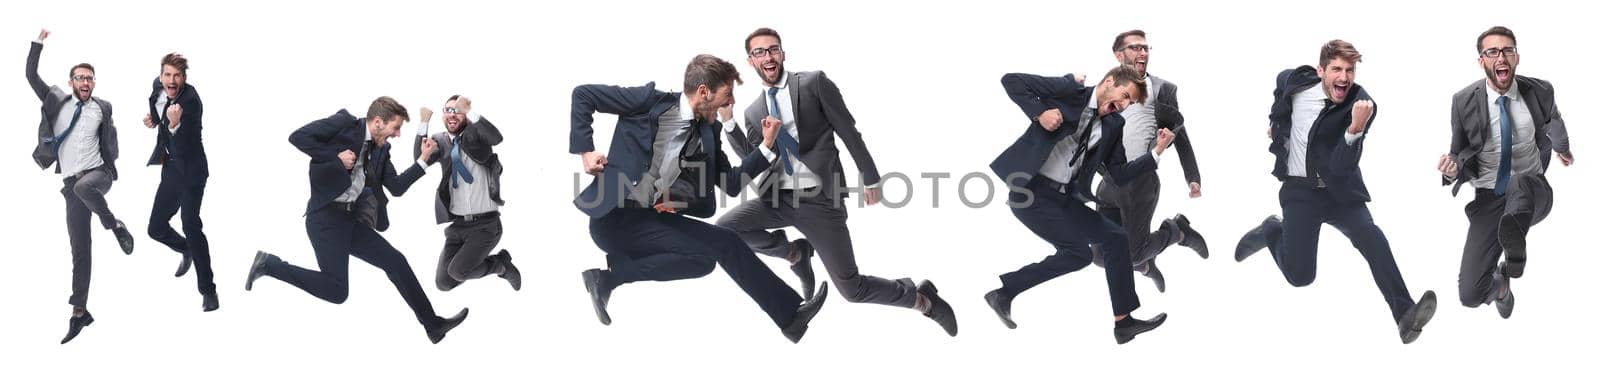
[28,42,118,179]
[569,82,772,219]
[413,116,506,224]
[288,110,426,231]
[724,71,881,201]
[145,78,209,181]
[1266,65,1376,205]
[1143,75,1201,185]
[1443,76,1571,196]
[990,73,1158,203]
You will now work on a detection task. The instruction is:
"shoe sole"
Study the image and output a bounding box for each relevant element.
[1400,292,1438,344]
[1498,217,1527,278]
[985,291,1017,329]
[582,271,612,326]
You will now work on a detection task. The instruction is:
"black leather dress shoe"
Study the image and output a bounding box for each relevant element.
[496,250,522,291]
[244,251,276,291]
[1113,313,1167,344]
[1174,214,1209,259]
[202,292,219,312]
[1398,290,1438,344]
[1499,214,1530,278]
[1235,216,1281,262]
[1495,262,1514,319]
[582,269,614,326]
[60,311,95,344]
[782,283,829,343]
[113,221,135,255]
[790,237,817,301]
[427,308,470,344]
[917,280,958,337]
[175,253,192,277]
[1140,261,1167,293]
[984,289,1016,329]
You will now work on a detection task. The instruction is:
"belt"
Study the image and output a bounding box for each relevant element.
[454,211,500,222]
[1285,176,1327,189]
[1033,176,1073,195]
[330,201,356,212]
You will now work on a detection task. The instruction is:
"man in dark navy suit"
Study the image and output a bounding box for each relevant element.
[245,97,469,344]
[570,54,827,343]
[141,53,218,312]
[982,65,1172,344]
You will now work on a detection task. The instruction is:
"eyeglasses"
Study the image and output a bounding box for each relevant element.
[1481,47,1518,59]
[71,75,95,82]
[749,45,783,58]
[1119,44,1151,53]
[443,107,462,114]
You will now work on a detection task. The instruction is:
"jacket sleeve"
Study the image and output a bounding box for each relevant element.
[814,71,882,186]
[26,42,49,101]
[570,83,657,154]
[461,116,503,162]
[1001,72,1085,130]
[1328,100,1375,177]
[1157,83,1199,185]
[289,113,350,162]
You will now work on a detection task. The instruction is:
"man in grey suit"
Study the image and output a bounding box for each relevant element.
[1438,26,1574,319]
[715,28,957,337]
[1089,30,1209,293]
[27,29,137,344]
[410,96,521,292]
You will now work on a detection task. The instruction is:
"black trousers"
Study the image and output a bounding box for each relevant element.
[1092,172,1182,268]
[1263,181,1415,322]
[998,179,1141,316]
[589,208,803,328]
[435,216,505,291]
[148,163,214,295]
[262,205,442,329]
[1458,174,1553,306]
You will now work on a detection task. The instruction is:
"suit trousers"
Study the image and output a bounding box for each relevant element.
[435,215,505,291]
[1458,174,1553,306]
[148,162,214,295]
[715,189,918,308]
[1263,181,1416,322]
[1091,172,1182,268]
[998,179,1142,316]
[262,205,442,329]
[589,208,803,328]
[63,165,118,308]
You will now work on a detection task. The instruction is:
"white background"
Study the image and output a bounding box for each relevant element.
[2,0,1593,369]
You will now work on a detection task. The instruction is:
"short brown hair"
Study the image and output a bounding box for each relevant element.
[69,63,95,78]
[1477,26,1517,52]
[1112,30,1147,51]
[1319,39,1363,67]
[683,54,742,93]
[1102,65,1148,102]
[366,96,409,122]
[161,53,188,74]
[744,27,782,54]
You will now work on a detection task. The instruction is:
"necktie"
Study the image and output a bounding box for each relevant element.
[1067,110,1098,172]
[768,87,800,175]
[450,137,475,188]
[1494,95,1513,197]
[53,101,85,153]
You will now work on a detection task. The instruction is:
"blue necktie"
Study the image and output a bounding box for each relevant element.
[450,137,475,188]
[1493,96,1512,197]
[53,101,85,153]
[768,87,800,175]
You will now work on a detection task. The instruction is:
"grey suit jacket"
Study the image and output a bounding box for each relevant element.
[1117,74,1200,186]
[27,42,118,179]
[413,117,505,224]
[725,70,881,202]
[1444,76,1570,196]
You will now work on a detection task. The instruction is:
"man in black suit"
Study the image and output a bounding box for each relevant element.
[244,97,469,344]
[410,95,521,292]
[1438,26,1574,319]
[715,28,957,337]
[983,65,1172,344]
[1089,30,1209,293]
[571,54,827,343]
[27,29,137,344]
[1234,40,1439,344]
[141,52,217,312]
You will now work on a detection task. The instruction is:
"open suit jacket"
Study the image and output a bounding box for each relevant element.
[991,73,1158,203]
[1443,76,1570,196]
[288,110,426,232]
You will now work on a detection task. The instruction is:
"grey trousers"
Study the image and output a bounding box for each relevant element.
[63,166,119,308]
[1091,172,1182,268]
[435,216,506,291]
[1458,174,1553,306]
[715,190,918,308]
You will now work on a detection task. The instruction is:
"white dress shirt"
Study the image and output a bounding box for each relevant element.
[1472,80,1541,189]
[1285,86,1364,177]
[54,97,105,177]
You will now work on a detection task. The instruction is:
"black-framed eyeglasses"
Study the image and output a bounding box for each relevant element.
[749,45,783,58]
[443,107,463,114]
[1119,44,1151,53]
[71,75,95,82]
[1481,47,1518,59]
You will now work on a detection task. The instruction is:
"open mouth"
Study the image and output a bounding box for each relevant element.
[1331,83,1349,100]
[762,63,779,76]
[1494,66,1511,82]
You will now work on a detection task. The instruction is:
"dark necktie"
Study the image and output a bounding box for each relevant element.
[53,101,86,153]
[1494,95,1513,197]
[1067,110,1098,172]
[768,87,800,175]
[449,137,474,188]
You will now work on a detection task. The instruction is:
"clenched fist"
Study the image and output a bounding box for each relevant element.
[1037,108,1063,132]
[580,151,607,175]
[1348,100,1374,135]
[338,150,357,170]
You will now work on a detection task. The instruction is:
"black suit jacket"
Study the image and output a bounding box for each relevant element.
[146,78,209,181]
[991,73,1158,203]
[1267,66,1376,204]
[1443,76,1571,196]
[414,116,506,224]
[569,82,771,219]
[288,110,425,231]
[725,71,881,201]
[28,41,118,179]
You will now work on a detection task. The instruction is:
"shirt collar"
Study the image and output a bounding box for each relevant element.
[1085,84,1100,116]
[677,94,697,122]
[362,119,374,142]
[768,72,790,90]
[1486,79,1522,102]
